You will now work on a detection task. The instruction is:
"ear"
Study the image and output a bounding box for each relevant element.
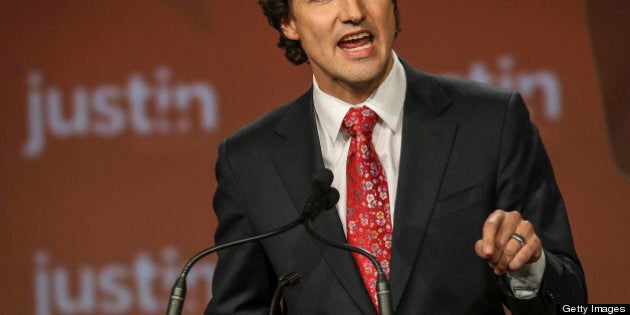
[280,17,300,41]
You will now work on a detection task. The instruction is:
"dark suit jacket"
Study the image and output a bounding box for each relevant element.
[205,60,586,314]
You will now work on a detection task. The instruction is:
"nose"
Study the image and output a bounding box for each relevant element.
[339,0,366,25]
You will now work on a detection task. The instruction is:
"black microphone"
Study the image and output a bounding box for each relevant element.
[303,213,393,315]
[166,169,338,315]
[303,168,335,220]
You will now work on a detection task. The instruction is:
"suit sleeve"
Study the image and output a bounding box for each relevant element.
[494,92,587,314]
[204,139,277,315]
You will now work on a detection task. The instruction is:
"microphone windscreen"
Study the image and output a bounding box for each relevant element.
[324,188,340,210]
[312,168,334,191]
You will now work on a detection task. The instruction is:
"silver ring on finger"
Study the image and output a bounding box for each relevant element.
[510,233,526,246]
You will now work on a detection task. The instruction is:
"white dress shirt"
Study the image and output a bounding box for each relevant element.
[312,52,544,299]
[313,53,406,234]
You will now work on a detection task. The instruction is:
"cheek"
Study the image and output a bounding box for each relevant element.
[297,19,335,49]
[380,5,397,32]
[302,31,332,54]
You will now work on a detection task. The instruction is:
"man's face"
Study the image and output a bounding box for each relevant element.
[281,0,397,103]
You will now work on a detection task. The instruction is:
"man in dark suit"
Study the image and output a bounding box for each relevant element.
[205,0,586,314]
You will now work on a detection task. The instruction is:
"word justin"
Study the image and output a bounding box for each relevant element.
[23,68,219,158]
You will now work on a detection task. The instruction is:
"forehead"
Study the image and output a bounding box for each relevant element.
[287,0,397,14]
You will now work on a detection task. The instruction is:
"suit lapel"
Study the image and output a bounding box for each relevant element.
[270,91,375,314]
[270,91,322,209]
[389,62,459,310]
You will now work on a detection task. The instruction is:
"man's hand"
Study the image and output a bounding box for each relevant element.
[475,210,543,275]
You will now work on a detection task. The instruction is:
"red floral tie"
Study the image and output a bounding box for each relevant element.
[343,106,393,312]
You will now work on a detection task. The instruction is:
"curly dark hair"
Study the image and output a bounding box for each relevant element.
[258,0,401,65]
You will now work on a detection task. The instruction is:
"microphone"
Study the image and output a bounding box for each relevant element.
[303,214,393,315]
[166,169,338,315]
[268,271,303,315]
[303,168,336,220]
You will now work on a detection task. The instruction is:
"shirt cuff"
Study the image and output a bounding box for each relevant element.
[505,250,546,299]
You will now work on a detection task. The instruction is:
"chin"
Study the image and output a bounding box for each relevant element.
[350,64,389,84]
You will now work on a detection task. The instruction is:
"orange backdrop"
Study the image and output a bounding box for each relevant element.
[1,1,628,313]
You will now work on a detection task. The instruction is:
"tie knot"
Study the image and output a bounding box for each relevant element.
[342,106,378,137]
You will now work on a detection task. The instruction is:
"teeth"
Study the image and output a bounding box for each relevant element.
[344,41,372,51]
[341,32,370,42]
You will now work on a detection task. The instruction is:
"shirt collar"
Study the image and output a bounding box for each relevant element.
[313,51,407,142]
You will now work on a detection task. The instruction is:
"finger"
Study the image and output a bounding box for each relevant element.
[481,210,506,257]
[508,234,542,271]
[522,220,543,263]
[494,218,534,274]
[474,239,485,258]
[495,219,533,274]
[490,211,522,265]
[494,231,527,275]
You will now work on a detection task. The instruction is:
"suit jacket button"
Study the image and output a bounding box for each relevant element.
[543,288,556,302]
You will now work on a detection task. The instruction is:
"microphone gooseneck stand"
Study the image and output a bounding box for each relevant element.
[165,168,394,315]
[166,219,304,315]
[268,271,303,315]
[166,169,338,315]
[303,220,393,315]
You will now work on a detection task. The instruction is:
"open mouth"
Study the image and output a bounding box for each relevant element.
[337,31,374,51]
